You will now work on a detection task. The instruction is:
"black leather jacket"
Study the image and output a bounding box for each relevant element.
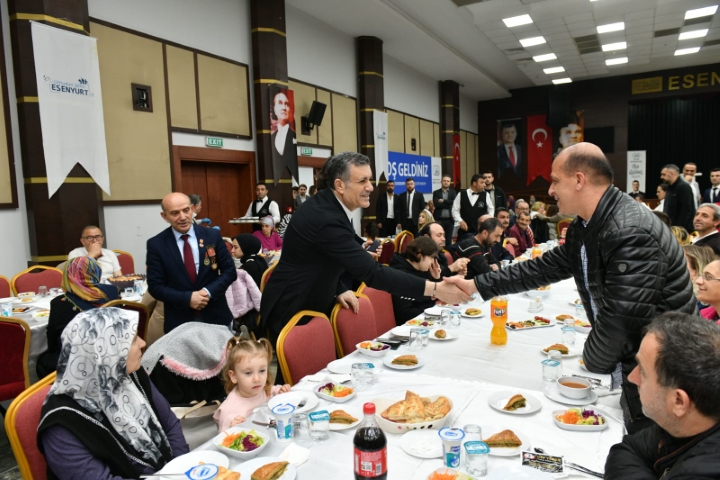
[473,186,696,422]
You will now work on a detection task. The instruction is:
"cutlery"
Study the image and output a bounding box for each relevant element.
[571,374,602,385]
[297,397,309,408]
[565,462,604,478]
[252,419,276,428]
[592,405,628,435]
[140,474,188,478]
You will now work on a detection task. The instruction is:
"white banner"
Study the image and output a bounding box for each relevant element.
[32,22,110,197]
[373,110,388,185]
[627,151,646,195]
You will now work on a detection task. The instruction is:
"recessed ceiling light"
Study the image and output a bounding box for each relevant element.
[602,41,627,51]
[684,5,718,20]
[597,22,625,34]
[533,53,557,62]
[606,57,628,65]
[675,47,701,55]
[543,66,566,74]
[679,29,709,40]
[503,14,533,28]
[520,36,546,47]
[552,78,572,84]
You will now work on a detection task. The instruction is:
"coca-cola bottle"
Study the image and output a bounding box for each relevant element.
[353,403,387,479]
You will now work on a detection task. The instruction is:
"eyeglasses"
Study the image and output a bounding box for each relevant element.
[83,235,104,242]
[700,273,720,282]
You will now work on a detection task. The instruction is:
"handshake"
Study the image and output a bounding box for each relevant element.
[428,276,478,304]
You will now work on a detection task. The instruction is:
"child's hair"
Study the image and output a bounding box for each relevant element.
[221,337,274,395]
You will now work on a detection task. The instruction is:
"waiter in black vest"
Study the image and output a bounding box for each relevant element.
[244,183,280,232]
[452,174,492,242]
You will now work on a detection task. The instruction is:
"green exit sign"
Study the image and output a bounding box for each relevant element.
[301,147,313,155]
[206,137,223,148]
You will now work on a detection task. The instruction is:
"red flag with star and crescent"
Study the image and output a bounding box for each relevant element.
[526,114,553,185]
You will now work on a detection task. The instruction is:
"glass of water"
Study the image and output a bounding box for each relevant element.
[449,310,461,328]
[561,325,577,346]
[464,441,489,476]
[351,363,370,391]
[292,412,312,448]
[409,328,424,350]
[38,286,48,297]
[308,410,330,441]
[439,310,449,326]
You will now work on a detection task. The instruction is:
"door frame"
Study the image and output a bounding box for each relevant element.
[171,146,256,192]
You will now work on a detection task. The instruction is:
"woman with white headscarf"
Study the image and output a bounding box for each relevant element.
[38,308,189,479]
[252,215,283,251]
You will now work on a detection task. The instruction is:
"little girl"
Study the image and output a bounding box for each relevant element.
[214,337,291,431]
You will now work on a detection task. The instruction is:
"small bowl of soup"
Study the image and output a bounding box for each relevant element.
[556,376,591,399]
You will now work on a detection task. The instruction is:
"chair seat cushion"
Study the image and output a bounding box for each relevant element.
[0,381,25,400]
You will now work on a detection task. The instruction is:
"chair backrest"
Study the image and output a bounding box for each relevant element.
[356,284,396,335]
[443,251,453,266]
[102,301,150,340]
[0,317,31,402]
[11,266,63,296]
[5,372,56,480]
[113,250,135,274]
[0,275,11,298]
[224,240,233,254]
[504,243,516,258]
[556,218,573,237]
[277,311,336,386]
[330,294,377,357]
[260,263,277,292]
[377,239,395,265]
[395,231,414,253]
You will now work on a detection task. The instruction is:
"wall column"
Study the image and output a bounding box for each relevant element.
[439,80,460,187]
[250,0,292,209]
[8,0,103,266]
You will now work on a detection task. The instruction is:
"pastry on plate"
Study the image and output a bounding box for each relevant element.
[556,314,574,321]
[502,394,527,411]
[251,461,289,480]
[330,410,358,424]
[391,354,418,366]
[543,343,569,354]
[424,396,451,419]
[464,308,482,316]
[484,429,522,447]
[434,329,446,339]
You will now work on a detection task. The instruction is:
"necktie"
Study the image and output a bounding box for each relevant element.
[527,226,535,247]
[407,192,412,218]
[509,146,516,167]
[714,188,718,202]
[181,234,197,283]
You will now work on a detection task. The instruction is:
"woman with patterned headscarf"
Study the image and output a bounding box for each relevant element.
[36,256,119,378]
[38,308,188,479]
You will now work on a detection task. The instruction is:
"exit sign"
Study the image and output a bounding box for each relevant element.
[301,147,313,155]
[206,137,223,148]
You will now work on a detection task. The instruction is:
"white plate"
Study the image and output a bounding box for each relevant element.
[392,325,437,337]
[429,331,457,341]
[383,354,425,370]
[543,385,598,406]
[524,289,550,299]
[211,427,270,459]
[400,429,443,458]
[486,465,554,480]
[487,391,542,415]
[481,424,531,456]
[151,451,229,479]
[460,309,485,319]
[373,395,453,433]
[552,409,609,432]
[541,345,582,358]
[574,324,592,334]
[233,456,296,480]
[405,319,437,328]
[10,305,36,314]
[328,406,362,431]
[506,318,556,330]
[355,341,391,357]
[578,358,588,371]
[424,306,444,316]
[327,358,380,374]
[315,383,355,403]
[267,391,318,413]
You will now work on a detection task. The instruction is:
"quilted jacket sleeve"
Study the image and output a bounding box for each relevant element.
[604,426,660,479]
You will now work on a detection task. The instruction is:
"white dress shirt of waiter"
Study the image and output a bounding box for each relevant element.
[683,162,702,209]
[67,226,122,281]
[451,174,494,232]
[244,184,280,226]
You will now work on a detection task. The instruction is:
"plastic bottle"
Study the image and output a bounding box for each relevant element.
[559,227,567,246]
[354,403,387,479]
[490,296,508,345]
[531,244,542,259]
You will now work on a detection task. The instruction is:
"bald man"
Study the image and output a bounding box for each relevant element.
[446,143,695,434]
[146,192,236,333]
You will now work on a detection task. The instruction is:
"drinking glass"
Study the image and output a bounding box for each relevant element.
[542,358,561,382]
[449,310,461,328]
[575,303,585,321]
[308,411,330,441]
[50,287,62,296]
[38,286,48,297]
[561,326,577,346]
[292,412,312,448]
[438,310,449,326]
[464,441,489,476]
[351,363,370,391]
[408,328,424,350]
[1,303,12,317]
[419,328,430,347]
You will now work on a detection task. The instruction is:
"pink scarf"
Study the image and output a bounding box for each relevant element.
[699,305,720,325]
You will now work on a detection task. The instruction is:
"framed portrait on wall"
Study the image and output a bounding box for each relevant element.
[556,110,584,152]
[269,85,299,184]
[496,118,522,181]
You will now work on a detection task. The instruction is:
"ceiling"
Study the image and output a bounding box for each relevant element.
[287,0,720,101]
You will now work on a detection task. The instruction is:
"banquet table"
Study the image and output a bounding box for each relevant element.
[183,277,625,479]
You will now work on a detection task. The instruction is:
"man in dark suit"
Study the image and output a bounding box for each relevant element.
[375,180,396,238]
[395,177,426,236]
[260,153,470,347]
[147,193,237,333]
[497,123,522,179]
[433,175,456,244]
[702,168,720,204]
[692,204,720,255]
[482,170,506,214]
[661,164,696,233]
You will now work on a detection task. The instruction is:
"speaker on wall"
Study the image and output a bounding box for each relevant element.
[302,101,327,135]
[547,92,570,128]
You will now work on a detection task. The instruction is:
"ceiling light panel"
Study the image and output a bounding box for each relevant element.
[606,57,628,65]
[552,78,572,84]
[679,29,709,40]
[675,47,701,55]
[602,41,627,51]
[520,36,547,47]
[543,66,566,74]
[597,22,625,34]
[503,14,533,28]
[533,53,557,62]
[684,5,718,20]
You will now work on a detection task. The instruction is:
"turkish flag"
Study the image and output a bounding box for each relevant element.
[452,133,461,186]
[526,115,553,185]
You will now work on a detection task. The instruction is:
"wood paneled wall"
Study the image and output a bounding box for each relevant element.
[459,130,479,189]
[386,108,440,157]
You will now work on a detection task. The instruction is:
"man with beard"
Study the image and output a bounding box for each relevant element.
[661,164,695,233]
[491,208,516,263]
[419,222,469,278]
[433,175,456,244]
[375,180,396,237]
[454,217,504,278]
[692,203,720,256]
[482,170,506,216]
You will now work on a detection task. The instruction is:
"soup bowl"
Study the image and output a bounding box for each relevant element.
[556,376,591,399]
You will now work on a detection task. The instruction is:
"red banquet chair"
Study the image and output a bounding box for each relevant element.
[5,372,56,480]
[377,239,395,265]
[0,275,11,298]
[443,251,453,266]
[356,283,396,336]
[260,263,276,292]
[113,250,136,274]
[224,240,233,254]
[277,311,336,386]
[504,242,516,258]
[11,266,63,296]
[0,317,31,417]
[331,293,377,358]
[557,218,573,238]
[394,230,414,253]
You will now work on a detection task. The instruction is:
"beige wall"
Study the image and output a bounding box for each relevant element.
[459,130,479,189]
[386,109,439,157]
[331,93,358,153]
[197,55,250,136]
[289,80,317,145]
[166,45,197,129]
[316,89,333,147]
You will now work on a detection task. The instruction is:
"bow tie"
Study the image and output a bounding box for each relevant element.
[471,191,480,196]
[256,199,264,203]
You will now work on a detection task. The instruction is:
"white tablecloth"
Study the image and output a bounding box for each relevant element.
[186,277,622,479]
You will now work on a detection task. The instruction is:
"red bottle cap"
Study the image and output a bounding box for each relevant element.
[363,402,376,415]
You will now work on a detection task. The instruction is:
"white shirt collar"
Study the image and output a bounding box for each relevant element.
[332,192,355,224]
[693,229,719,243]
[172,226,196,242]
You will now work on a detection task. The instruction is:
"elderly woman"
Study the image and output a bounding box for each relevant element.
[253,216,283,251]
[38,308,189,479]
[389,236,440,324]
[36,256,119,378]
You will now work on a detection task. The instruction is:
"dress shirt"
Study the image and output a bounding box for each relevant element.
[485,188,494,213]
[171,228,211,297]
[386,194,394,219]
[653,199,664,212]
[275,123,289,155]
[244,197,281,225]
[692,230,719,245]
[67,247,121,281]
[334,193,355,225]
[688,180,700,209]
[712,187,720,203]
[503,144,517,166]
[406,190,414,218]
[452,189,483,223]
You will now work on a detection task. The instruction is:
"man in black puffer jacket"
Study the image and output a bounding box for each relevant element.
[446,143,696,434]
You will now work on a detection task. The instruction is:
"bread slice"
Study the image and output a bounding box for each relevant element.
[484,429,522,447]
[502,394,527,411]
[424,396,451,419]
[392,355,418,365]
[330,410,358,424]
[251,461,289,480]
[543,343,569,354]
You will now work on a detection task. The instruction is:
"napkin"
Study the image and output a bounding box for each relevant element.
[280,442,310,466]
[305,373,351,384]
